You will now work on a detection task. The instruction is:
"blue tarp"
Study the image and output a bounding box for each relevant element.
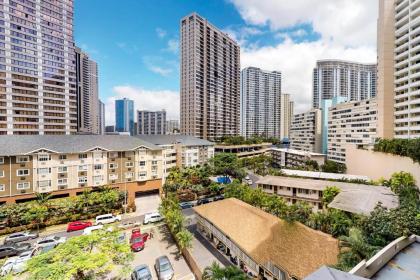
[217,176,231,184]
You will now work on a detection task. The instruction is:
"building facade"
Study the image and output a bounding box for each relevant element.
[166,120,180,134]
[0,0,78,135]
[214,142,272,158]
[328,99,378,164]
[269,148,326,169]
[280,93,294,139]
[290,109,322,153]
[312,60,377,109]
[240,67,283,139]
[137,110,166,135]
[0,135,164,204]
[98,100,105,135]
[180,13,240,140]
[115,98,134,135]
[76,47,99,134]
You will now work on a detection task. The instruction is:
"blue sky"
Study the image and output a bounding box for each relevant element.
[74,0,377,125]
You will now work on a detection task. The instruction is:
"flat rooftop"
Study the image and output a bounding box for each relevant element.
[135,134,214,146]
[280,169,371,181]
[270,148,326,157]
[194,198,339,279]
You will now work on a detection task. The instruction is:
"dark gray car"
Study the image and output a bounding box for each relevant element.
[0,243,31,259]
[131,264,152,280]
[4,232,38,245]
[155,255,174,280]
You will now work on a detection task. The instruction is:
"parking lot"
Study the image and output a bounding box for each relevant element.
[135,193,161,216]
[133,224,194,280]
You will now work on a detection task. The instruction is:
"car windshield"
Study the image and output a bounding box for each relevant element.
[138,267,150,278]
[132,237,142,243]
[160,261,171,271]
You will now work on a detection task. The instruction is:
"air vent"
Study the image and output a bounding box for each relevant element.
[59,186,66,190]
[20,164,25,167]
[20,190,26,194]
[80,160,84,164]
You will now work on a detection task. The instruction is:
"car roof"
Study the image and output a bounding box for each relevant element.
[157,255,170,263]
[145,212,160,216]
[96,214,113,218]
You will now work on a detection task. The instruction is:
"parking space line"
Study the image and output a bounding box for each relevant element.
[176,273,195,280]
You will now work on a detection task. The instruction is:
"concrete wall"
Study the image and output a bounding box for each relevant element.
[350,235,419,278]
[346,145,420,186]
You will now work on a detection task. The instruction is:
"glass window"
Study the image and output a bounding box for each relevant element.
[109,174,118,180]
[17,182,30,189]
[37,168,51,175]
[59,154,67,160]
[125,162,134,167]
[16,156,29,163]
[37,180,51,188]
[78,165,87,171]
[57,178,67,185]
[38,154,50,161]
[17,169,29,176]
[0,184,4,191]
[0,157,4,164]
[78,154,87,159]
[58,166,67,173]
[109,163,118,169]
[78,177,87,183]
[94,164,103,170]
[0,170,3,177]
[139,161,146,166]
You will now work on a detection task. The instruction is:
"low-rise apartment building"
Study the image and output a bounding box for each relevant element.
[135,135,214,177]
[194,198,339,280]
[270,148,326,168]
[215,143,272,158]
[328,99,378,164]
[290,109,322,153]
[257,176,398,214]
[0,135,164,204]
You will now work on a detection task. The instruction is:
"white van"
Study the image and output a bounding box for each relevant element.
[82,225,103,235]
[95,214,121,225]
[143,212,163,224]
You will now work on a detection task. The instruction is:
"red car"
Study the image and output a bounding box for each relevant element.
[67,221,92,232]
[130,228,149,252]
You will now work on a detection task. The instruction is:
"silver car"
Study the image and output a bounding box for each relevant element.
[4,232,38,245]
[35,236,66,248]
[155,256,174,280]
[131,264,152,280]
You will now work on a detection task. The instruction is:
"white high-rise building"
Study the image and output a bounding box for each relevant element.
[313,60,377,109]
[76,47,99,134]
[290,109,322,153]
[137,110,166,135]
[180,13,240,140]
[240,67,283,139]
[0,0,77,135]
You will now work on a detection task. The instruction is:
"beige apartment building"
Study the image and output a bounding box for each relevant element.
[328,99,378,164]
[290,109,322,153]
[0,135,164,204]
[281,94,294,138]
[215,142,271,158]
[180,13,240,140]
[0,0,78,135]
[269,148,326,169]
[135,135,215,177]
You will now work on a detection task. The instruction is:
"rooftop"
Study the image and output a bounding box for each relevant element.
[135,134,214,146]
[215,142,272,148]
[194,198,339,279]
[0,135,161,156]
[280,169,371,181]
[270,148,325,157]
[304,266,368,280]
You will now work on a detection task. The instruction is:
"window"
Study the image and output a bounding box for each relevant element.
[17,169,29,176]
[78,177,87,183]
[0,170,3,178]
[16,156,29,163]
[38,168,51,175]
[109,174,118,180]
[59,154,67,160]
[93,175,103,181]
[94,164,103,170]
[125,162,134,168]
[125,172,134,179]
[78,165,87,171]
[109,163,118,169]
[38,154,50,161]
[151,160,158,165]
[37,180,51,188]
[138,172,147,177]
[57,178,67,185]
[17,182,30,189]
[139,161,146,166]
[78,154,87,159]
[0,184,4,191]
[109,152,118,158]
[0,157,3,164]
[58,166,67,173]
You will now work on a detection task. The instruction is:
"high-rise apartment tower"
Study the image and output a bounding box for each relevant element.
[115,98,134,135]
[137,110,166,135]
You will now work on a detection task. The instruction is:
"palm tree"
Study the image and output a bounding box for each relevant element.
[176,229,193,250]
[203,262,248,280]
[35,192,52,207]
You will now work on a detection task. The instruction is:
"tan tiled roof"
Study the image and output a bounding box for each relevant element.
[194,198,339,279]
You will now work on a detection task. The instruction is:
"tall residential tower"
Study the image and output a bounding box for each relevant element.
[180,13,240,140]
[0,0,77,135]
[115,98,134,135]
[313,60,377,109]
[137,110,166,135]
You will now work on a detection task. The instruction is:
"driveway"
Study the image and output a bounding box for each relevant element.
[135,193,161,216]
[132,224,194,280]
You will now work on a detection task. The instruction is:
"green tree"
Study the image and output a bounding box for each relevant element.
[23,205,48,233]
[176,229,193,250]
[322,186,341,205]
[34,192,52,207]
[386,172,419,205]
[203,262,248,280]
[321,160,346,174]
[26,229,133,280]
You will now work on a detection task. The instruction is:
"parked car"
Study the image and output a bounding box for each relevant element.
[130,229,148,252]
[118,221,141,230]
[131,264,152,280]
[82,225,103,235]
[155,255,174,280]
[36,236,66,248]
[197,198,210,205]
[213,195,224,201]
[0,243,31,259]
[4,232,38,245]
[179,202,194,209]
[95,214,121,225]
[0,249,34,275]
[143,212,163,224]
[67,221,92,232]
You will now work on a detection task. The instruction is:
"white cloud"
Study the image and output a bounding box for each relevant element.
[156,27,167,39]
[229,0,377,47]
[241,37,376,113]
[222,26,264,46]
[148,66,173,76]
[165,39,179,54]
[105,86,179,125]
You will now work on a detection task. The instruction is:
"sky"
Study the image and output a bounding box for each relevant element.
[74,0,378,126]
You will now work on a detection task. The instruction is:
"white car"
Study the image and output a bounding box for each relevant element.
[143,212,163,225]
[95,214,121,225]
[36,236,66,248]
[83,225,104,235]
[0,250,33,276]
